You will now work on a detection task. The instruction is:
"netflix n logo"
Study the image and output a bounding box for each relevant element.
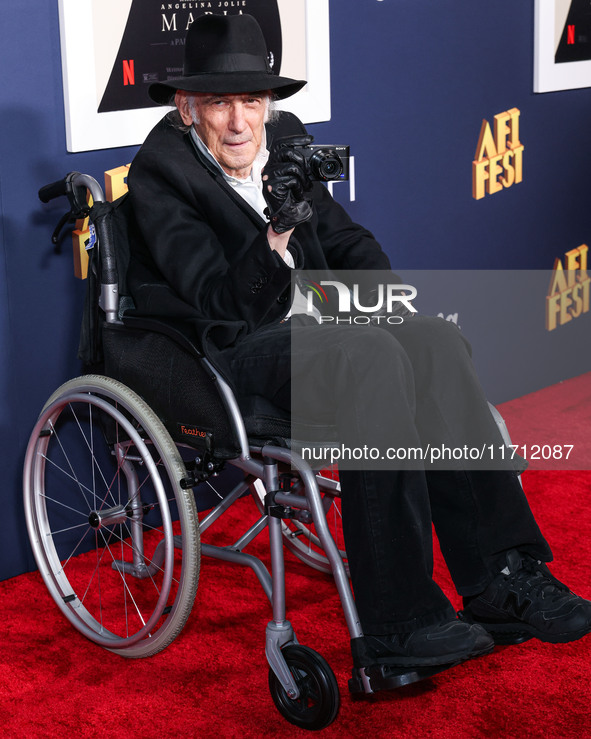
[123,60,135,86]
[568,25,575,45]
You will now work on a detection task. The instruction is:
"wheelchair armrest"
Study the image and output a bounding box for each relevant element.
[121,314,204,359]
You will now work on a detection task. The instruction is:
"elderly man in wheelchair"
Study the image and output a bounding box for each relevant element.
[27,12,591,731]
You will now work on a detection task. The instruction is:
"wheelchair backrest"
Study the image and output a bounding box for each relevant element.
[79,184,246,460]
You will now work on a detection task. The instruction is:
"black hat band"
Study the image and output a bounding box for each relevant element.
[185,52,271,76]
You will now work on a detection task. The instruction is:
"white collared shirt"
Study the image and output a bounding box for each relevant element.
[191,127,318,319]
[190,127,270,223]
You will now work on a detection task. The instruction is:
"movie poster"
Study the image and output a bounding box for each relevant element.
[534,0,591,92]
[59,0,329,152]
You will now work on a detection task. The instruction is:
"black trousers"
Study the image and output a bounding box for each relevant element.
[222,316,551,634]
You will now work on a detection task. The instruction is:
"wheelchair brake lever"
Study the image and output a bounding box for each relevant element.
[51,211,76,248]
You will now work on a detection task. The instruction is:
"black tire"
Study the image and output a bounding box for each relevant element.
[268,645,340,730]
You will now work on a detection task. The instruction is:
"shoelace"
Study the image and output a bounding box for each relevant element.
[505,557,570,604]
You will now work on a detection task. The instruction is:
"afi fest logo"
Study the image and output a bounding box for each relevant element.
[473,108,524,200]
[546,245,590,331]
[304,280,417,325]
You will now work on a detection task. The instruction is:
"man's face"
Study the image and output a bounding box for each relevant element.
[176,91,268,179]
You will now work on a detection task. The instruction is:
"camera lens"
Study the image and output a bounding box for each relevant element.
[321,160,338,176]
[309,149,343,181]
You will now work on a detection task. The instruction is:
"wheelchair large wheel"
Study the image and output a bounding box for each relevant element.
[23,375,200,658]
[268,645,340,730]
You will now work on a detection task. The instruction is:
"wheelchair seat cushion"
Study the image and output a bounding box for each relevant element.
[103,323,242,457]
[102,323,339,459]
[240,394,339,446]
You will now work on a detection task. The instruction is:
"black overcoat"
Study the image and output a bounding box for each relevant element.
[126,110,391,370]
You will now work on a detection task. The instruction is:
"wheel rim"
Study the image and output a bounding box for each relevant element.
[23,379,198,653]
[269,646,339,730]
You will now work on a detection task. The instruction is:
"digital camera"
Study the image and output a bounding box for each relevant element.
[299,144,350,182]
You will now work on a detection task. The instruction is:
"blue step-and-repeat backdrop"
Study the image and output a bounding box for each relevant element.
[1,0,590,580]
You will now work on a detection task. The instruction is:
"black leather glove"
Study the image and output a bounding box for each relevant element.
[262,135,314,234]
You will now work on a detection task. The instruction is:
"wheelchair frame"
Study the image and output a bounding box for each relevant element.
[26,172,519,729]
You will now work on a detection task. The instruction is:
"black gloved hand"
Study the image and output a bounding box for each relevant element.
[262,135,314,234]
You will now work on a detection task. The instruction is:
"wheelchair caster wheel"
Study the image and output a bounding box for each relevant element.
[268,645,339,730]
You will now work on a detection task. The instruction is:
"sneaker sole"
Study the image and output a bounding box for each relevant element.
[373,640,495,668]
[458,610,591,645]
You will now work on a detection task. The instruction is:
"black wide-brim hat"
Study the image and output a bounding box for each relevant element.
[149,14,307,104]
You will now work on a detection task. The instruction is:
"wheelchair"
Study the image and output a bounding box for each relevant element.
[24,173,518,730]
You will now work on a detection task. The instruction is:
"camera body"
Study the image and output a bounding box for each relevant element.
[299,144,350,182]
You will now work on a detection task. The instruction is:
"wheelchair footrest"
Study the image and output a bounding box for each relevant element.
[348,661,457,695]
[348,636,461,695]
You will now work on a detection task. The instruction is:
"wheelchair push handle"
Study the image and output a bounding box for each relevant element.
[39,172,108,249]
[38,172,105,210]
[38,178,68,203]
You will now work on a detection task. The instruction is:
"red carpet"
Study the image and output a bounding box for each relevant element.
[496,372,591,471]
[2,375,591,737]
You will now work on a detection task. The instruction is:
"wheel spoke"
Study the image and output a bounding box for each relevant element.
[95,531,103,631]
[205,478,224,500]
[39,492,88,518]
[45,418,93,511]
[99,530,148,629]
[40,451,95,508]
[69,405,119,510]
[79,528,112,607]
[106,522,176,586]
[54,525,93,575]
[50,521,92,536]
[25,377,199,655]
